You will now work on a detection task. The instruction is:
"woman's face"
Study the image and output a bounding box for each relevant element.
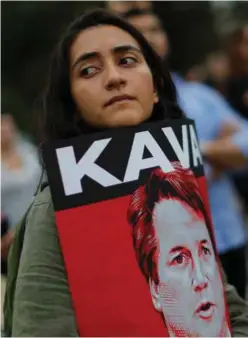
[69,25,158,129]
[150,199,229,337]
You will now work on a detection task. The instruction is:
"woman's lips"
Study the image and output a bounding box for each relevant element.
[104,94,135,107]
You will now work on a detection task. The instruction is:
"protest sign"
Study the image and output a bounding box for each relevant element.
[43,119,231,337]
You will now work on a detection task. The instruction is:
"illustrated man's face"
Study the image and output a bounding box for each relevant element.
[150,199,229,337]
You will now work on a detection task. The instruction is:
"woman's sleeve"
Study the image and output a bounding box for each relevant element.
[221,267,248,337]
[12,189,78,337]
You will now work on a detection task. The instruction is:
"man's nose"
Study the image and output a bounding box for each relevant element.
[104,64,126,91]
[192,260,208,292]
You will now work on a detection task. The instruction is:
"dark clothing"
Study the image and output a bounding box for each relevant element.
[1,216,9,276]
[226,76,248,120]
[220,245,247,299]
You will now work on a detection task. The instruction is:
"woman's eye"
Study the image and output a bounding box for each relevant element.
[119,56,137,66]
[80,66,98,77]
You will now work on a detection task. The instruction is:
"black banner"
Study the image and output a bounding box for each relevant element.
[43,119,203,211]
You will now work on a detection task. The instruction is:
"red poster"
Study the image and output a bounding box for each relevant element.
[43,119,231,337]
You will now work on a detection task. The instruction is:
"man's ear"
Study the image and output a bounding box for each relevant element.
[149,278,162,312]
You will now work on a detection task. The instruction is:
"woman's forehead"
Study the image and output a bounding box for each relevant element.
[70,25,141,62]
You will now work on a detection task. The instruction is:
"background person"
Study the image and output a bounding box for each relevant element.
[1,113,41,229]
[225,26,248,120]
[123,8,248,299]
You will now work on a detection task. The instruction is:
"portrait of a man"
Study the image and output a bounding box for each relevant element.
[127,162,231,337]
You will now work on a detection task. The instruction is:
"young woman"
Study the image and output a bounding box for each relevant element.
[7,9,248,337]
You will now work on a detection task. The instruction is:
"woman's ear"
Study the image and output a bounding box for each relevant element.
[149,278,162,312]
[154,91,159,104]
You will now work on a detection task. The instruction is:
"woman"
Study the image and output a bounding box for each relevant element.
[7,9,248,337]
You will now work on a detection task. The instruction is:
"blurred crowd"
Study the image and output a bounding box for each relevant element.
[187,25,248,122]
[121,9,247,302]
[1,2,248,330]
[1,113,42,326]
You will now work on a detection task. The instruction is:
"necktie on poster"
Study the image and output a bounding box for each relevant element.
[43,118,231,337]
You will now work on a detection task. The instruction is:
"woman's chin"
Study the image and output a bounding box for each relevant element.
[108,110,150,128]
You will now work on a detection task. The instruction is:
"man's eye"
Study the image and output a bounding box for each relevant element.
[119,56,137,66]
[80,66,98,77]
[202,246,211,256]
[172,254,186,265]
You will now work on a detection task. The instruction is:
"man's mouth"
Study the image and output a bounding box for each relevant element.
[195,301,216,320]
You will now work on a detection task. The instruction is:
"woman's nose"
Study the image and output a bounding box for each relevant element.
[104,64,126,91]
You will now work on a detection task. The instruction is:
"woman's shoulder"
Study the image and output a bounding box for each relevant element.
[21,185,63,278]
[33,184,52,206]
[13,185,78,337]
[26,185,55,234]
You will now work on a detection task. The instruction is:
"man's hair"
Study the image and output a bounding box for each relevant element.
[127,162,216,284]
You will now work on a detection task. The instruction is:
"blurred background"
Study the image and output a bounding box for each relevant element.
[1,0,248,330]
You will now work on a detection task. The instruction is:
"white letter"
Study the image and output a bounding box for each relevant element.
[56,138,121,196]
[189,125,203,166]
[162,125,190,168]
[124,131,174,182]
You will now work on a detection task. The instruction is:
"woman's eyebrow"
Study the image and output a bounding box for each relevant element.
[72,44,142,71]
[72,51,99,70]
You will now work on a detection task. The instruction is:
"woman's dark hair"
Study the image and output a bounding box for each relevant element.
[42,8,183,143]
